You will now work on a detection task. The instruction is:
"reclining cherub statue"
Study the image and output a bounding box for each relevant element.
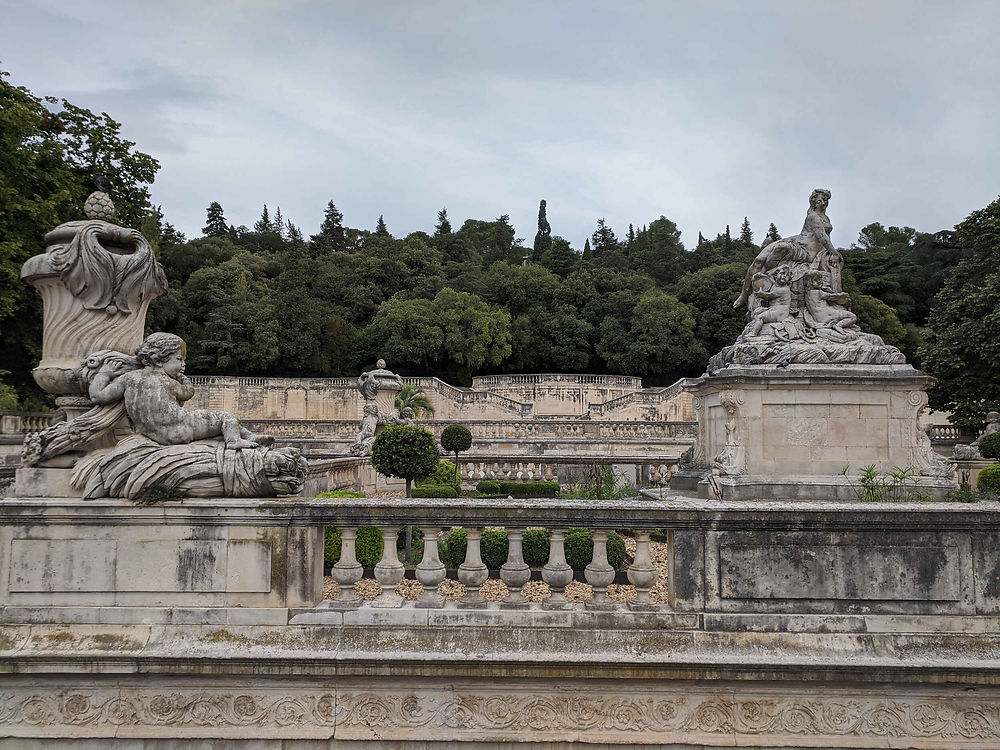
[87,332,274,450]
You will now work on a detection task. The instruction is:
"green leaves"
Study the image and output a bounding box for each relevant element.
[371,425,440,485]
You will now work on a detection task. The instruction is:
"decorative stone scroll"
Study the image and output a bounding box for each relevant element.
[907,391,957,478]
[711,189,905,370]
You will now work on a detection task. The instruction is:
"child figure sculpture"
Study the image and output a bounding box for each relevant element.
[88,332,272,449]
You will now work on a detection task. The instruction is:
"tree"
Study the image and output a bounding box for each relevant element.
[371,424,440,498]
[435,208,452,236]
[375,214,390,237]
[395,383,434,417]
[272,206,285,239]
[440,424,472,485]
[542,235,577,276]
[673,263,747,357]
[532,199,552,263]
[202,202,228,237]
[766,223,781,242]
[311,200,346,254]
[581,238,592,260]
[631,216,686,284]
[591,218,618,256]
[253,205,273,233]
[0,69,159,402]
[739,217,753,246]
[920,196,1000,430]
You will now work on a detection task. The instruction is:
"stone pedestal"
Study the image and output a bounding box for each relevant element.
[686,364,957,501]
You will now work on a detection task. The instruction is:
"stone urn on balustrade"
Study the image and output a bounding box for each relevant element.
[20,190,168,400]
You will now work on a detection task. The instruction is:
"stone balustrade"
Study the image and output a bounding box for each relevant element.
[0,411,56,434]
[472,373,643,388]
[457,454,675,487]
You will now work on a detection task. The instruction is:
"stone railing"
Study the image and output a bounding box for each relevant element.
[301,456,365,496]
[189,375,356,388]
[456,454,676,488]
[472,373,643,388]
[928,424,971,444]
[588,378,696,417]
[0,411,56,435]
[240,418,698,443]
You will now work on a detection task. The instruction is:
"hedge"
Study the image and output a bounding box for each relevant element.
[979,431,1000,460]
[564,528,626,571]
[324,526,384,568]
[492,481,561,497]
[476,480,501,496]
[411,484,459,498]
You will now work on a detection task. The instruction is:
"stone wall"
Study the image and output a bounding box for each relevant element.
[185,373,695,422]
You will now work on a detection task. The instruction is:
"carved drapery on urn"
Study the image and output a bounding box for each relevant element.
[20,191,168,395]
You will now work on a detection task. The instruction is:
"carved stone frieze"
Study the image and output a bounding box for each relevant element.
[2,685,1000,746]
[710,389,747,476]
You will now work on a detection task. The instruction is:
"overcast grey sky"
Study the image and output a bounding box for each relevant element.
[3,0,998,251]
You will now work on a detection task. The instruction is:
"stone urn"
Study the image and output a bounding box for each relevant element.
[20,191,168,395]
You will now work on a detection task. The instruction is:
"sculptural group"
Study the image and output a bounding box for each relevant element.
[712,189,905,369]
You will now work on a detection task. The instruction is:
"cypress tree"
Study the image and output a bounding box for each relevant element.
[312,201,346,253]
[253,205,272,233]
[375,215,390,236]
[532,199,552,262]
[740,217,753,246]
[766,223,781,242]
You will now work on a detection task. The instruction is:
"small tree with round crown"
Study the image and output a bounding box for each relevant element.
[440,424,472,487]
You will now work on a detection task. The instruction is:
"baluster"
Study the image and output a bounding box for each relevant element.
[330,527,363,610]
[627,531,659,611]
[372,526,405,608]
[500,527,531,609]
[457,528,489,608]
[414,527,446,608]
[584,529,616,611]
[541,529,573,610]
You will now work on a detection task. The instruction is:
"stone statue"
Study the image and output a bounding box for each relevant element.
[22,334,306,499]
[711,189,905,369]
[349,359,410,456]
[953,411,1000,460]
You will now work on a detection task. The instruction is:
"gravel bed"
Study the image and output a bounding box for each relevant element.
[322,537,670,604]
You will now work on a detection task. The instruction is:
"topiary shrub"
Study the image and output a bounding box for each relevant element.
[410,484,459,498]
[371,424,440,496]
[563,528,626,571]
[440,424,472,485]
[496,481,560,497]
[416,460,459,489]
[978,464,1000,493]
[324,527,342,569]
[476,480,501,496]
[522,529,550,567]
[481,529,509,570]
[316,489,365,498]
[356,526,384,568]
[442,529,467,568]
[979,431,1000,460]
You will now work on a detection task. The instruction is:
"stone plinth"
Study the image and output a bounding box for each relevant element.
[0,498,322,622]
[686,364,957,501]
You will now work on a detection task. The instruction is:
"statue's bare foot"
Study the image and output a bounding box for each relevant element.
[253,434,275,447]
[228,438,259,450]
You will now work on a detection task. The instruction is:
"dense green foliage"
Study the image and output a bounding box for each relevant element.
[440,424,472,476]
[476,480,501,496]
[920,197,1000,429]
[522,529,550,567]
[977,464,1000,494]
[355,526,383,568]
[415,459,459,489]
[410,484,459,497]
[480,530,509,570]
[979,432,1000,461]
[494,481,560,497]
[323,527,341,569]
[370,425,440,495]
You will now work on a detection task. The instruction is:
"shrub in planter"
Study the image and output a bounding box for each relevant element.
[522,529,550,567]
[411,484,459,498]
[356,526,384,568]
[563,528,626,571]
[476,480,501,496]
[978,464,1000,493]
[481,529,509,570]
[324,527,342,568]
[979,431,1000,460]
[415,460,459,489]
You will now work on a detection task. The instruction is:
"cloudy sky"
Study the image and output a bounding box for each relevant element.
[2,1,998,251]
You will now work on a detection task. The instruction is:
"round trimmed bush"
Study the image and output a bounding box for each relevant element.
[442,529,467,568]
[371,424,440,496]
[522,529,550,567]
[979,431,1000,460]
[324,527,341,568]
[356,526,384,568]
[978,464,1000,493]
[564,528,626,571]
[481,529,509,570]
[441,425,472,484]
[410,484,459,498]
[477,480,501,496]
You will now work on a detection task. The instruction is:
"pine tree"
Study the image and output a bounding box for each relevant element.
[740,217,753,246]
[253,205,272,233]
[312,201,345,253]
[582,238,592,260]
[532,199,552,262]
[698,232,706,246]
[626,223,636,248]
[435,208,452,236]
[203,202,228,237]
[375,215,390,236]
[286,220,304,243]
[591,218,618,255]
[724,224,732,253]
[273,206,285,238]
[766,223,781,242]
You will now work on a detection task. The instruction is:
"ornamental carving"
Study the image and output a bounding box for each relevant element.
[906,390,957,479]
[4,686,997,744]
[711,389,747,476]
